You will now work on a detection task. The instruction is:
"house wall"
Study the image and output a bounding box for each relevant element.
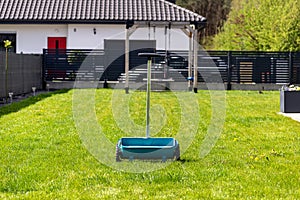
[131,27,189,50]
[67,24,126,49]
[0,24,68,54]
[0,24,189,54]
[0,24,67,53]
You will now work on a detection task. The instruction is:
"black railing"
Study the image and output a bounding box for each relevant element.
[43,49,105,81]
[43,49,300,85]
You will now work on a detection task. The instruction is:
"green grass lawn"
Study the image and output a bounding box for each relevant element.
[0,89,299,199]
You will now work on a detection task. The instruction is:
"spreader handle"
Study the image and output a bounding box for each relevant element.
[138,53,164,138]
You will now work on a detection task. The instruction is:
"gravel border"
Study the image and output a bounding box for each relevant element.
[0,90,51,108]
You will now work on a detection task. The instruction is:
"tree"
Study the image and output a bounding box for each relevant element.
[213,0,300,51]
[177,0,232,48]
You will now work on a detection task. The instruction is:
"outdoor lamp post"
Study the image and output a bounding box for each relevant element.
[8,92,13,104]
[32,87,36,96]
[3,40,12,103]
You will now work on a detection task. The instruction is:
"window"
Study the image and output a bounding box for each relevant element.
[0,33,16,52]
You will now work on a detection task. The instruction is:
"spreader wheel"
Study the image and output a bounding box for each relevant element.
[116,155,121,162]
[116,152,121,162]
[116,145,122,162]
[174,145,180,161]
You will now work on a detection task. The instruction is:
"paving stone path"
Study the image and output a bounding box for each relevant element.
[279,112,300,123]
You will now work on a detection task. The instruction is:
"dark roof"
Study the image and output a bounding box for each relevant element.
[0,0,206,24]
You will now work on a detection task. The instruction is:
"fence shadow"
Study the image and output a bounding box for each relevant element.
[0,89,70,118]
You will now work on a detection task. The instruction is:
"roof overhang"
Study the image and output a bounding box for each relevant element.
[128,20,206,30]
[0,19,206,31]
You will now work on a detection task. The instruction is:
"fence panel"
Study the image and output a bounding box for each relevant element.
[43,49,300,86]
[230,52,289,84]
[0,52,42,99]
[292,52,300,84]
[198,51,229,83]
[43,49,105,81]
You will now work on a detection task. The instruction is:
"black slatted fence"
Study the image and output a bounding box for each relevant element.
[43,49,105,81]
[0,52,42,99]
[43,49,300,87]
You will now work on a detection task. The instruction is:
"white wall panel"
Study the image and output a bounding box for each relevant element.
[0,24,189,54]
[131,27,189,50]
[0,24,67,54]
[67,24,126,49]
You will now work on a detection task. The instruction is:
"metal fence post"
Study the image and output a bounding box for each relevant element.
[125,28,130,94]
[227,51,232,90]
[42,49,46,90]
[21,52,25,94]
[193,27,198,93]
[5,48,8,102]
[288,51,293,84]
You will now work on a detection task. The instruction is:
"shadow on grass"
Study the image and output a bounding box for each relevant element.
[0,89,70,118]
[177,158,199,163]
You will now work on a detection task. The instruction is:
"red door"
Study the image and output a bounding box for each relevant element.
[47,37,67,79]
[48,37,67,49]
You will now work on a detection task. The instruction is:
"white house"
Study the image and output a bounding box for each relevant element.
[0,0,206,54]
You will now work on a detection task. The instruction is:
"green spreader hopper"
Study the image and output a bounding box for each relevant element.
[115,53,180,162]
